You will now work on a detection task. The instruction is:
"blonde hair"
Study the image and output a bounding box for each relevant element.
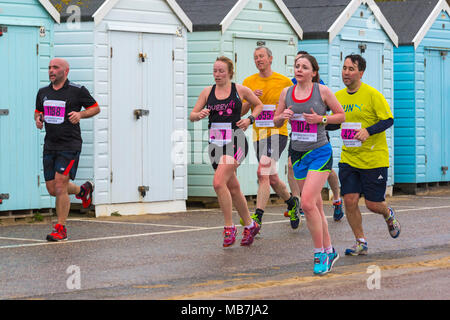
[215,56,234,79]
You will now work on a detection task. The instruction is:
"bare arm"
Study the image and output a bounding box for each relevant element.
[273,88,291,127]
[302,85,345,125]
[189,86,211,122]
[236,85,263,131]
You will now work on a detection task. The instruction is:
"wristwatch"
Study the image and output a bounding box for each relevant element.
[248,115,255,124]
[321,116,328,125]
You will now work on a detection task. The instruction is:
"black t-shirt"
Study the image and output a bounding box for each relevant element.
[35,80,97,151]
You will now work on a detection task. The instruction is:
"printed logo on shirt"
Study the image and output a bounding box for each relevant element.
[342,104,363,112]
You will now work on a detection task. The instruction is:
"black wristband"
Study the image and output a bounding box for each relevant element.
[247,115,255,124]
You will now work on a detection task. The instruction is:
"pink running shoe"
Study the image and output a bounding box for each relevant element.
[223,225,237,247]
[240,222,261,246]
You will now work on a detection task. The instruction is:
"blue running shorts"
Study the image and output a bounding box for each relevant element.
[291,143,333,180]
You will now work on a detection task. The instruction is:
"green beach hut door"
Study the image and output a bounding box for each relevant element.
[0,25,40,211]
[233,37,291,195]
[110,31,174,203]
[425,48,450,182]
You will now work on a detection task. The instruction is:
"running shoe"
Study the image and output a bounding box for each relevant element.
[240,211,263,227]
[333,200,344,221]
[344,240,368,256]
[313,252,329,275]
[327,248,340,272]
[223,225,237,247]
[385,207,401,238]
[46,224,68,242]
[75,181,94,208]
[287,198,301,229]
[240,222,261,246]
[284,196,302,217]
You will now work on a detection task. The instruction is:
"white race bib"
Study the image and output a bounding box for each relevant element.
[209,123,232,146]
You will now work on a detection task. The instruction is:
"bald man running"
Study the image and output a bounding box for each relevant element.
[35,58,100,241]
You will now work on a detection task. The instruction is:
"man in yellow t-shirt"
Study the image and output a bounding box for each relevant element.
[240,46,301,229]
[335,54,401,256]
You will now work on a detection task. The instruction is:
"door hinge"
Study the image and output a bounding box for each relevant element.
[36,44,39,56]
[172,50,175,61]
[442,166,448,175]
[37,175,40,187]
[110,47,113,58]
[235,53,237,63]
[173,169,175,180]
[382,55,384,64]
[424,58,426,67]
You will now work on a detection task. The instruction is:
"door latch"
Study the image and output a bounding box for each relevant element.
[0,109,9,116]
[134,109,149,120]
[0,193,9,204]
[139,52,147,62]
[358,43,367,53]
[138,186,149,198]
[442,166,448,175]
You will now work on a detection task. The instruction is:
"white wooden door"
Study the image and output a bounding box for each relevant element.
[110,31,174,203]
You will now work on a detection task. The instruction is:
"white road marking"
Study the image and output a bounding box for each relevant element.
[0,204,449,250]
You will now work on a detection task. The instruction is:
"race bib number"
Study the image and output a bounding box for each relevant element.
[291,114,317,142]
[43,100,66,124]
[209,123,232,146]
[341,122,362,147]
[255,105,275,127]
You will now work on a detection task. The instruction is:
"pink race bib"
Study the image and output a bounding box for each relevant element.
[43,100,66,124]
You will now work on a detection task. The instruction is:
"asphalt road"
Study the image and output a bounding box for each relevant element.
[0,192,449,303]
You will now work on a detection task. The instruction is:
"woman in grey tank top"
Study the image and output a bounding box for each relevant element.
[274,54,345,275]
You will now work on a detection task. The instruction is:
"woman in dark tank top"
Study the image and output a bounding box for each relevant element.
[190,56,263,248]
[274,54,345,275]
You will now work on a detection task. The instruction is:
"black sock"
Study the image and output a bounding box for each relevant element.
[77,186,86,198]
[255,208,264,216]
[285,196,296,210]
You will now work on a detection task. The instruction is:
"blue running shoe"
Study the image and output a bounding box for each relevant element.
[333,200,344,221]
[327,248,340,272]
[385,207,401,238]
[345,240,368,256]
[313,252,329,275]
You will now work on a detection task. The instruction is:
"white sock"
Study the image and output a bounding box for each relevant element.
[333,198,342,204]
[245,220,255,229]
[357,238,367,244]
[325,246,333,254]
[314,247,324,254]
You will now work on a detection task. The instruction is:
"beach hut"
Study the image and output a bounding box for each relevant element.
[378,0,450,193]
[0,1,58,213]
[49,0,193,216]
[177,0,303,197]
[285,0,398,194]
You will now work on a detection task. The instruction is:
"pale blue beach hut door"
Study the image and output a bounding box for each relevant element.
[0,25,40,211]
[424,48,450,182]
[341,40,383,91]
[234,37,291,195]
[110,31,174,203]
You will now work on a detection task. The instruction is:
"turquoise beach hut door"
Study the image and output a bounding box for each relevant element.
[0,25,40,211]
[425,48,450,182]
